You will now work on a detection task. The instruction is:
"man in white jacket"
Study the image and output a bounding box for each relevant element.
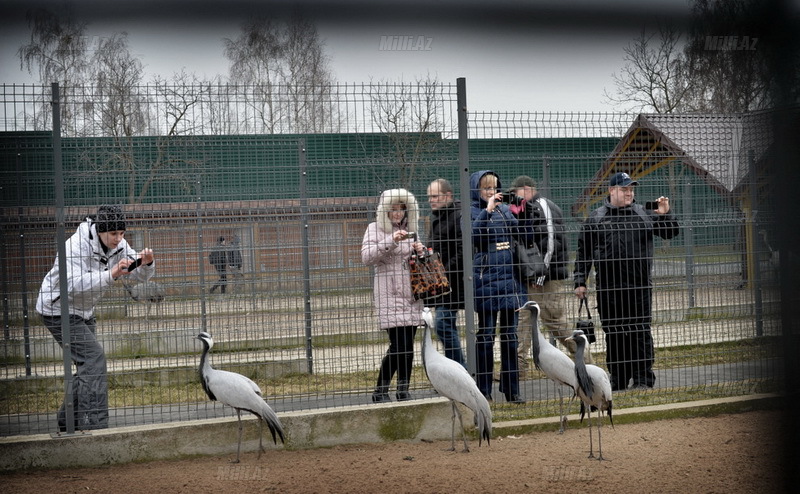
[37,205,156,431]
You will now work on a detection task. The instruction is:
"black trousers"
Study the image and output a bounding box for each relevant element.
[209,268,227,293]
[376,325,418,388]
[597,286,655,389]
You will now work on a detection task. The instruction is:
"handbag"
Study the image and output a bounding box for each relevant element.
[514,239,547,281]
[576,297,597,344]
[408,250,452,302]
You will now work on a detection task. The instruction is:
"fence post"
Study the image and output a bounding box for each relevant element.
[15,152,32,376]
[684,180,695,308]
[748,149,764,337]
[457,77,477,377]
[299,139,314,374]
[196,179,208,333]
[52,82,76,436]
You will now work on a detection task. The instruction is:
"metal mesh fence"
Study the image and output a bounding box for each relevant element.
[0,82,779,436]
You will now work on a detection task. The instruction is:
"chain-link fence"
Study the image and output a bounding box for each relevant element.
[0,81,780,436]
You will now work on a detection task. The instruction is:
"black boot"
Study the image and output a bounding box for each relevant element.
[372,383,391,403]
[396,380,412,401]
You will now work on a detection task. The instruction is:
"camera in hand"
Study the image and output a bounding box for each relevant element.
[126,257,143,272]
[505,189,524,206]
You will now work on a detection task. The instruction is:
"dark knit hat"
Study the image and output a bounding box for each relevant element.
[95,205,126,233]
[510,175,537,188]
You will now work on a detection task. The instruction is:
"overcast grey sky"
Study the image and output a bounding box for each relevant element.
[0,0,696,112]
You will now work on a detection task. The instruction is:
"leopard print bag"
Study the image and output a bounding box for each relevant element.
[408,250,452,302]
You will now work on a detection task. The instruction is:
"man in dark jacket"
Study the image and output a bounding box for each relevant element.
[508,175,590,381]
[426,178,467,367]
[574,172,679,391]
[209,236,228,294]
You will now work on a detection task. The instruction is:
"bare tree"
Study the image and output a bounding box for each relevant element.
[89,32,147,137]
[683,0,776,113]
[282,13,336,132]
[224,17,284,132]
[608,0,790,114]
[223,13,336,133]
[17,6,89,133]
[368,74,447,188]
[605,25,693,113]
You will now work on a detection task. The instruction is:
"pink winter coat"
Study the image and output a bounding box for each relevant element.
[361,189,424,330]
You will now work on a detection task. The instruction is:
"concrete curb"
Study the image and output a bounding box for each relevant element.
[0,397,458,471]
[0,393,782,472]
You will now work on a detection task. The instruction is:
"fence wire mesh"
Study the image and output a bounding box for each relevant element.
[0,82,780,436]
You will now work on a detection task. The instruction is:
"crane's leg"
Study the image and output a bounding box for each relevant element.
[557,386,566,434]
[257,419,267,459]
[587,409,595,459]
[232,410,243,463]
[596,414,605,461]
[447,401,457,452]
[452,402,470,453]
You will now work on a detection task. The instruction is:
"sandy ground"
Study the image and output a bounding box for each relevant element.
[1,409,788,494]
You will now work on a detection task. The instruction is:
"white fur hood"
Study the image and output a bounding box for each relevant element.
[375,188,419,235]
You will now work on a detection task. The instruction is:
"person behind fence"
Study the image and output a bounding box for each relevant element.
[209,236,228,294]
[470,170,527,404]
[574,172,679,391]
[426,178,467,368]
[36,205,156,431]
[508,175,592,380]
[362,188,427,403]
[227,235,244,288]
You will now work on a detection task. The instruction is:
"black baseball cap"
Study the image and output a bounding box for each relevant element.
[609,172,639,187]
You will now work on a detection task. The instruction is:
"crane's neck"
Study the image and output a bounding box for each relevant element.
[573,339,593,400]
[574,339,585,365]
[198,344,216,400]
[421,324,433,378]
[530,310,544,369]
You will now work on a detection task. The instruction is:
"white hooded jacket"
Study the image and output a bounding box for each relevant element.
[36,218,156,320]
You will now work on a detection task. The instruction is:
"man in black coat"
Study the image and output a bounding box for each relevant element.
[426,178,467,367]
[574,172,679,391]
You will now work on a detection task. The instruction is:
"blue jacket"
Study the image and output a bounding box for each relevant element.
[469,170,527,312]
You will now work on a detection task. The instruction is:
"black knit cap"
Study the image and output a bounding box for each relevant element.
[95,205,126,233]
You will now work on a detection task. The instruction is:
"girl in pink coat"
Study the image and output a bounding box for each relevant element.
[361,188,426,402]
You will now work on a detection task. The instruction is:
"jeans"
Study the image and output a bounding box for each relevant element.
[476,309,520,399]
[42,314,109,431]
[434,307,467,368]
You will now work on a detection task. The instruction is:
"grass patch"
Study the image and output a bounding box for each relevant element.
[0,337,782,416]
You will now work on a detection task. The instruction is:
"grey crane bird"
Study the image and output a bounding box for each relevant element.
[123,280,166,320]
[565,329,613,460]
[517,300,577,433]
[421,307,492,452]
[196,332,285,463]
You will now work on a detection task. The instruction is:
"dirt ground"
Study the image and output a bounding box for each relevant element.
[1,409,788,494]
